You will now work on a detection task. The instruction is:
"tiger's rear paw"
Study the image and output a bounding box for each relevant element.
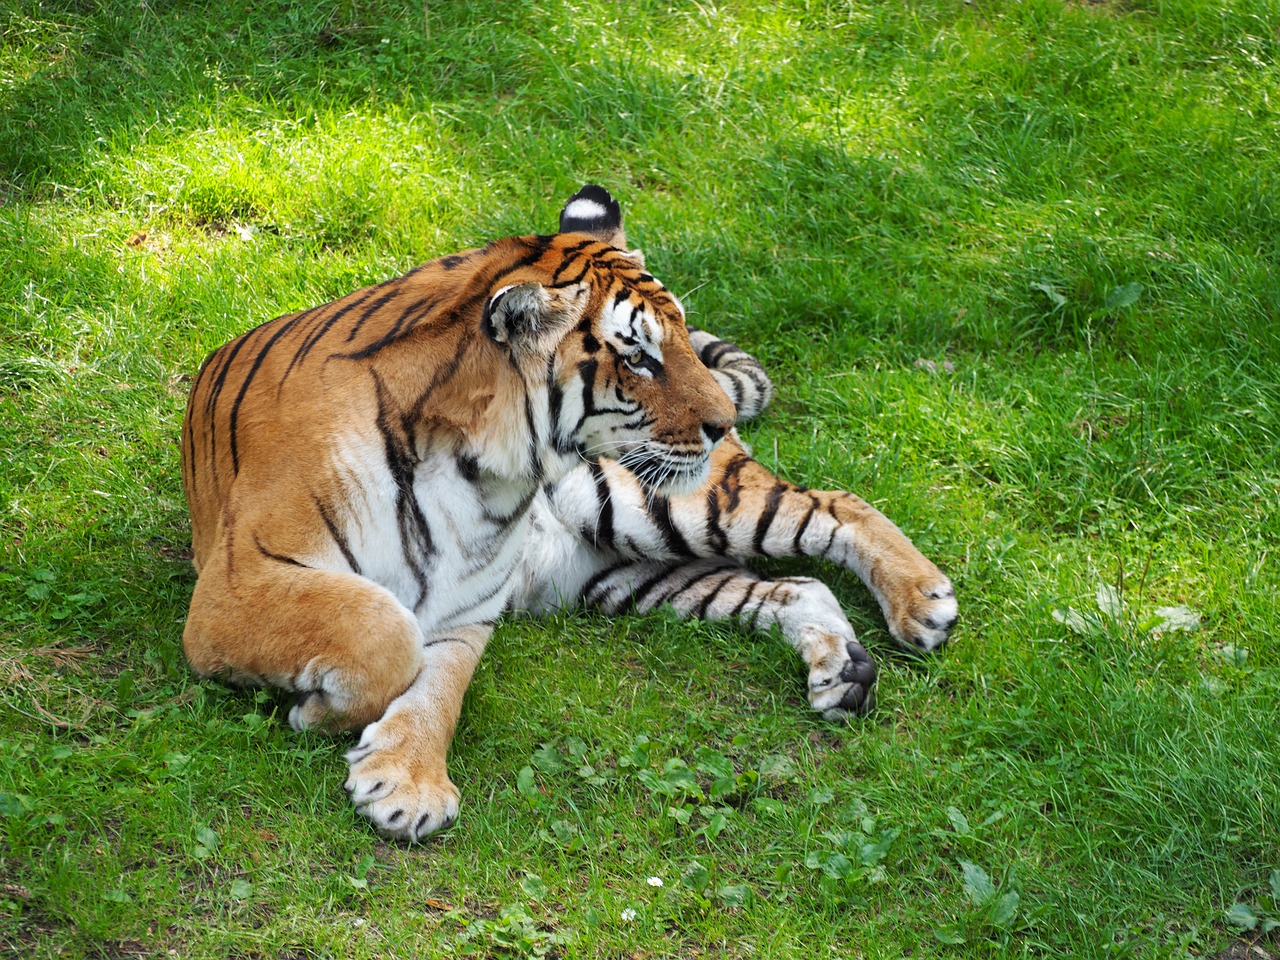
[289,691,334,732]
[808,639,878,720]
[343,717,460,842]
[887,574,958,654]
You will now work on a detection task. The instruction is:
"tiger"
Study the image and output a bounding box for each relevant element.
[181,184,957,842]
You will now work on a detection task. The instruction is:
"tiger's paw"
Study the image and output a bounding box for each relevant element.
[885,572,958,654]
[807,637,878,720]
[288,691,334,732]
[343,715,460,842]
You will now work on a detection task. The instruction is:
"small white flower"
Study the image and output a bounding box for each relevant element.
[646,876,663,887]
[621,908,637,922]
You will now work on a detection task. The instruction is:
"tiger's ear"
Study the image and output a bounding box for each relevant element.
[558,184,626,248]
[483,281,587,356]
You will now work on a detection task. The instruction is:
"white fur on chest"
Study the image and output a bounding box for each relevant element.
[327,438,535,632]
[510,488,608,616]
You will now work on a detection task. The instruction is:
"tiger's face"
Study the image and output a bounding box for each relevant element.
[553,251,736,495]
[481,186,736,495]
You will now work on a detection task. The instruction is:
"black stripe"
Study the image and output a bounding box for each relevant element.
[254,536,310,569]
[421,637,466,651]
[581,561,631,606]
[631,566,677,611]
[720,455,753,512]
[693,571,739,618]
[183,413,199,493]
[729,580,761,621]
[548,354,573,454]
[438,575,513,623]
[821,503,840,555]
[523,390,541,481]
[202,325,261,470]
[721,369,745,409]
[663,566,732,611]
[314,496,362,575]
[550,262,591,288]
[792,501,816,554]
[551,246,594,286]
[369,372,435,609]
[282,288,379,384]
[494,485,539,523]
[271,304,332,394]
[484,236,557,290]
[553,238,597,267]
[751,484,787,556]
[703,340,740,367]
[355,290,443,345]
[457,453,480,484]
[649,494,695,558]
[405,331,473,424]
[202,333,249,416]
[227,314,307,474]
[573,357,600,433]
[344,285,404,343]
[749,582,784,628]
[335,293,454,361]
[587,461,615,547]
[705,485,729,554]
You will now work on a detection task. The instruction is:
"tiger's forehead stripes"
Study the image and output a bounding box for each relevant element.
[601,287,665,350]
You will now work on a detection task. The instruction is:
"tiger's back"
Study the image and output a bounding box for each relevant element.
[182,240,515,569]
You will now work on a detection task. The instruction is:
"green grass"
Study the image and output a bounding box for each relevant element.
[3,0,1279,956]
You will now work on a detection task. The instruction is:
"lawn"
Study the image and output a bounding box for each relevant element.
[2,0,1278,956]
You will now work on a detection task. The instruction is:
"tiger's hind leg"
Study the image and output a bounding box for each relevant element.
[581,558,878,718]
[183,545,425,732]
[687,327,775,422]
[187,540,485,841]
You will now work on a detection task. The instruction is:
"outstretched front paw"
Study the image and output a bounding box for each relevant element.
[807,637,878,720]
[885,573,957,654]
[343,713,459,842]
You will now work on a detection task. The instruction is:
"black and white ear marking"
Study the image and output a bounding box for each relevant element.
[559,184,626,247]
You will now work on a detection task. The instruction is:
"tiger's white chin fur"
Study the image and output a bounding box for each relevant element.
[638,457,712,497]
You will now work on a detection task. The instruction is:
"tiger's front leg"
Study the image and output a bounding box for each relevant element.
[581,559,878,718]
[548,436,957,653]
[343,624,491,842]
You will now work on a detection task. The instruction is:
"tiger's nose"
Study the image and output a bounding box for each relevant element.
[703,422,727,444]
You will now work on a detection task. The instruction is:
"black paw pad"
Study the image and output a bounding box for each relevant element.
[838,642,878,714]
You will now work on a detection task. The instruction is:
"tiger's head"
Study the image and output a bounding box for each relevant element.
[481,185,736,494]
